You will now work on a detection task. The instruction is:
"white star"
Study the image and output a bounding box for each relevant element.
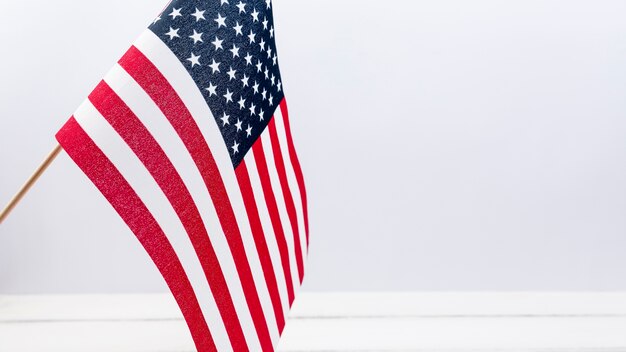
[252,81,259,94]
[187,53,201,67]
[264,68,269,79]
[277,80,282,92]
[259,38,266,51]
[249,103,256,116]
[270,74,275,86]
[236,1,247,13]
[265,0,272,9]
[229,44,240,58]
[256,61,262,73]
[153,15,161,24]
[209,59,221,73]
[246,125,253,137]
[241,74,250,87]
[220,112,230,126]
[169,8,182,19]
[231,140,240,154]
[165,27,180,40]
[269,95,274,106]
[191,8,206,21]
[269,26,274,38]
[223,89,233,103]
[221,0,229,4]
[227,67,237,81]
[272,54,277,66]
[238,97,246,109]
[206,82,217,96]
[233,22,243,36]
[261,88,267,100]
[251,8,260,22]
[244,53,253,65]
[267,47,272,59]
[235,119,243,132]
[262,17,269,30]
[211,36,224,50]
[214,13,227,28]
[189,30,203,44]
[259,108,265,119]
[247,30,256,44]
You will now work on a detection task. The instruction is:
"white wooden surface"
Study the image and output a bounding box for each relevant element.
[2,293,626,351]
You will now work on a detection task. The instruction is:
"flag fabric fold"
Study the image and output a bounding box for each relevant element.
[55,1,308,351]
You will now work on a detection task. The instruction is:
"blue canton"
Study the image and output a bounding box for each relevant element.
[150,0,285,167]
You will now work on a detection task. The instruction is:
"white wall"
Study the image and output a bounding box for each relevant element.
[1,0,626,293]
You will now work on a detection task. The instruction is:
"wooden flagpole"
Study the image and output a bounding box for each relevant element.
[0,144,62,225]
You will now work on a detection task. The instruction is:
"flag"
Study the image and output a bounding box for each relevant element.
[55,0,308,350]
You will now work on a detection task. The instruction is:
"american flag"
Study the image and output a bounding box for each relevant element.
[55,0,308,351]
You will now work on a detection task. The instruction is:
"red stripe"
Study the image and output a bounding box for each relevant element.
[252,140,295,305]
[87,81,245,349]
[56,117,216,352]
[235,162,286,332]
[278,100,309,247]
[119,46,273,351]
[267,118,304,283]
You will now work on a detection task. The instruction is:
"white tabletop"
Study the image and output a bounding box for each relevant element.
[1,292,626,351]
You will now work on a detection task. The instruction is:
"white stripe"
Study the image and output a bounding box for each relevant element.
[72,100,227,347]
[259,130,301,294]
[273,107,308,268]
[244,151,291,320]
[133,30,279,344]
[101,65,233,351]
